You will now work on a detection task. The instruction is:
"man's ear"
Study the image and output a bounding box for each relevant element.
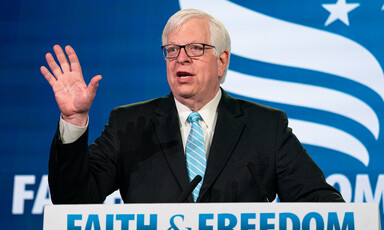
[217,50,230,78]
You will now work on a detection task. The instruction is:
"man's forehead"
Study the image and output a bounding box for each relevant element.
[167,18,210,43]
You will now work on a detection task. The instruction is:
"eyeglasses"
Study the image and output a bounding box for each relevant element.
[161,43,215,59]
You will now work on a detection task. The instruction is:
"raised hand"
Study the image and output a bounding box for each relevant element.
[41,45,102,126]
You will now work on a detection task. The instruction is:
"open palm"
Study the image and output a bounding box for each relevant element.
[41,45,102,126]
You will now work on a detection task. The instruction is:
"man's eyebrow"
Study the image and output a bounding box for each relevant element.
[165,41,205,45]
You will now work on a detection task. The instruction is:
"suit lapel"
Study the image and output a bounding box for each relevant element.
[198,91,245,201]
[152,94,191,198]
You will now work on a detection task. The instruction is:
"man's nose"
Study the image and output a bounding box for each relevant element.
[177,47,191,63]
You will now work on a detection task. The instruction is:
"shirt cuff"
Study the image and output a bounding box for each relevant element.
[59,115,88,144]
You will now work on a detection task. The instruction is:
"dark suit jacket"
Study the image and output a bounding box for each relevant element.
[49,90,344,204]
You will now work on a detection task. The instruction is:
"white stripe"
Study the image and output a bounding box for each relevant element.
[190,127,204,138]
[187,140,206,154]
[186,148,207,166]
[188,161,205,172]
[187,139,205,152]
[188,133,205,145]
[187,160,205,174]
[188,170,198,177]
[186,144,206,160]
[289,119,369,166]
[223,70,380,139]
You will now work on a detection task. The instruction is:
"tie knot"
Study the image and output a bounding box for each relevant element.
[188,112,201,123]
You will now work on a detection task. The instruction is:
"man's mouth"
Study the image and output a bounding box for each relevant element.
[177,71,194,79]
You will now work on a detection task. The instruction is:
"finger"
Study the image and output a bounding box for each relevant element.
[87,75,102,99]
[53,45,71,73]
[46,53,63,78]
[65,45,82,74]
[40,66,57,87]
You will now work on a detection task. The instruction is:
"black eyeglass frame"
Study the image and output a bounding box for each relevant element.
[161,43,215,59]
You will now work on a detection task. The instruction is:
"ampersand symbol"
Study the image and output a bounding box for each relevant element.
[168,214,184,230]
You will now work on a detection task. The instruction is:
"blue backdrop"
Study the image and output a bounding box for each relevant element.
[1,0,384,229]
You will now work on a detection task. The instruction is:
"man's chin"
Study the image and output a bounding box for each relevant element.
[172,87,195,98]
[172,90,196,102]
[175,93,194,100]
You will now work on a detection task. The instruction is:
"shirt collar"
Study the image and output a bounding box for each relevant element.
[174,89,222,128]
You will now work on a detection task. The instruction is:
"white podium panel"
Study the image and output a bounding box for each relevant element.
[44,203,380,230]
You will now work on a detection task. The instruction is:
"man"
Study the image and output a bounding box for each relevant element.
[41,9,344,203]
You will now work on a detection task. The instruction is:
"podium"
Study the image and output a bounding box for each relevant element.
[44,203,380,229]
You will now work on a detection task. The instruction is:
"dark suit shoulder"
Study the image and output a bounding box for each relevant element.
[112,97,163,114]
[109,94,174,118]
[238,98,283,114]
[222,92,286,122]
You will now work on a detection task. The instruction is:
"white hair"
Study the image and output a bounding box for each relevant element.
[162,8,231,83]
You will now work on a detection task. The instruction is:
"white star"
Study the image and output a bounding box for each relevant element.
[382,4,384,10]
[322,0,360,26]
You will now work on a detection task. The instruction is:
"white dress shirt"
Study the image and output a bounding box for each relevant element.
[59,90,222,154]
[59,115,88,144]
[174,90,221,156]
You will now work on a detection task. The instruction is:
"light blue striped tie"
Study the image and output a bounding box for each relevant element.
[186,112,207,202]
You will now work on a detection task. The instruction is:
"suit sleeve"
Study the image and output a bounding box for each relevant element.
[275,112,344,202]
[48,110,120,204]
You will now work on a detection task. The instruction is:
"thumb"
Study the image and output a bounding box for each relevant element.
[87,75,102,99]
